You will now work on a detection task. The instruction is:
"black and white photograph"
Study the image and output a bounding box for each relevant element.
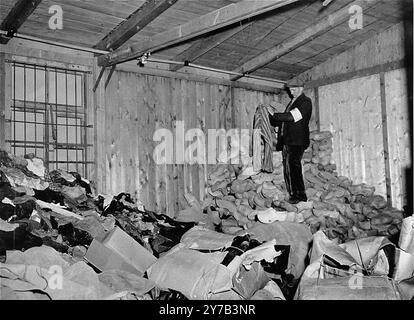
[0,0,413,308]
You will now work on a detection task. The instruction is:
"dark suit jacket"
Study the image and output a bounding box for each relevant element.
[269,93,313,148]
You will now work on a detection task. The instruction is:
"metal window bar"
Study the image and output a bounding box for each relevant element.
[45,65,49,169]
[64,70,68,171]
[75,71,78,173]
[83,72,88,178]
[13,62,16,155]
[7,61,92,178]
[6,60,91,75]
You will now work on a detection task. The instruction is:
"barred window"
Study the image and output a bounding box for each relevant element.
[8,61,92,177]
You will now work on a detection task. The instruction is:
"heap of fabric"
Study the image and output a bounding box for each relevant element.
[0,149,195,300]
[0,135,410,300]
[200,130,405,244]
[253,104,274,173]
[303,131,336,171]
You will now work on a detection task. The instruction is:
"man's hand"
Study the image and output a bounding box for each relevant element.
[266,104,277,114]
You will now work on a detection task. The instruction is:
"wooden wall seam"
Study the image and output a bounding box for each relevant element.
[380,72,393,206]
[384,68,410,210]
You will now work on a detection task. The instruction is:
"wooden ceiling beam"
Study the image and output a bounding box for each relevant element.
[169,22,253,72]
[98,0,302,67]
[230,0,381,81]
[95,0,179,51]
[0,0,43,44]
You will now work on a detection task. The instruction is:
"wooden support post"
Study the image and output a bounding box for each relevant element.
[380,72,392,206]
[104,66,116,89]
[93,66,106,92]
[95,0,179,51]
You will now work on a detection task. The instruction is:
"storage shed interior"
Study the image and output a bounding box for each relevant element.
[0,0,413,301]
[1,0,411,212]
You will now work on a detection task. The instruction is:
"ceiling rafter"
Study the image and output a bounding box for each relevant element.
[95,0,179,51]
[0,0,43,44]
[169,22,253,72]
[230,0,381,80]
[97,0,303,67]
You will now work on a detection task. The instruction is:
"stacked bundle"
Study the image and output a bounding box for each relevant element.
[297,131,403,243]
[203,153,291,233]
[303,131,336,172]
[201,131,405,243]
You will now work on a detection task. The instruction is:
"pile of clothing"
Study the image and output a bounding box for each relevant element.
[0,149,195,300]
[1,132,413,300]
[200,154,289,233]
[194,131,405,245]
[303,131,336,171]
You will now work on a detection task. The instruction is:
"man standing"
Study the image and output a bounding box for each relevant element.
[268,80,313,204]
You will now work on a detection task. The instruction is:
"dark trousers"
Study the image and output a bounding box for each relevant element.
[282,145,307,201]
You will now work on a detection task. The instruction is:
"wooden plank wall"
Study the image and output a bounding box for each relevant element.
[94,69,286,216]
[384,69,411,210]
[296,23,411,209]
[303,87,318,132]
[297,23,406,82]
[318,75,387,198]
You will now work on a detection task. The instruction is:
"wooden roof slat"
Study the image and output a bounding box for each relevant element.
[0,3,122,35]
[97,0,302,67]
[271,1,394,68]
[0,0,43,44]
[0,0,405,81]
[95,0,179,51]
[228,1,313,51]
[230,0,382,80]
[169,22,253,72]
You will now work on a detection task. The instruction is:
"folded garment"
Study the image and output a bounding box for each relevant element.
[253,105,274,173]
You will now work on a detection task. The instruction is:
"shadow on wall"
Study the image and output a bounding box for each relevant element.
[403,0,413,216]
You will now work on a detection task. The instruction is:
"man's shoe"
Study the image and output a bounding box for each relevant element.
[288,198,300,205]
